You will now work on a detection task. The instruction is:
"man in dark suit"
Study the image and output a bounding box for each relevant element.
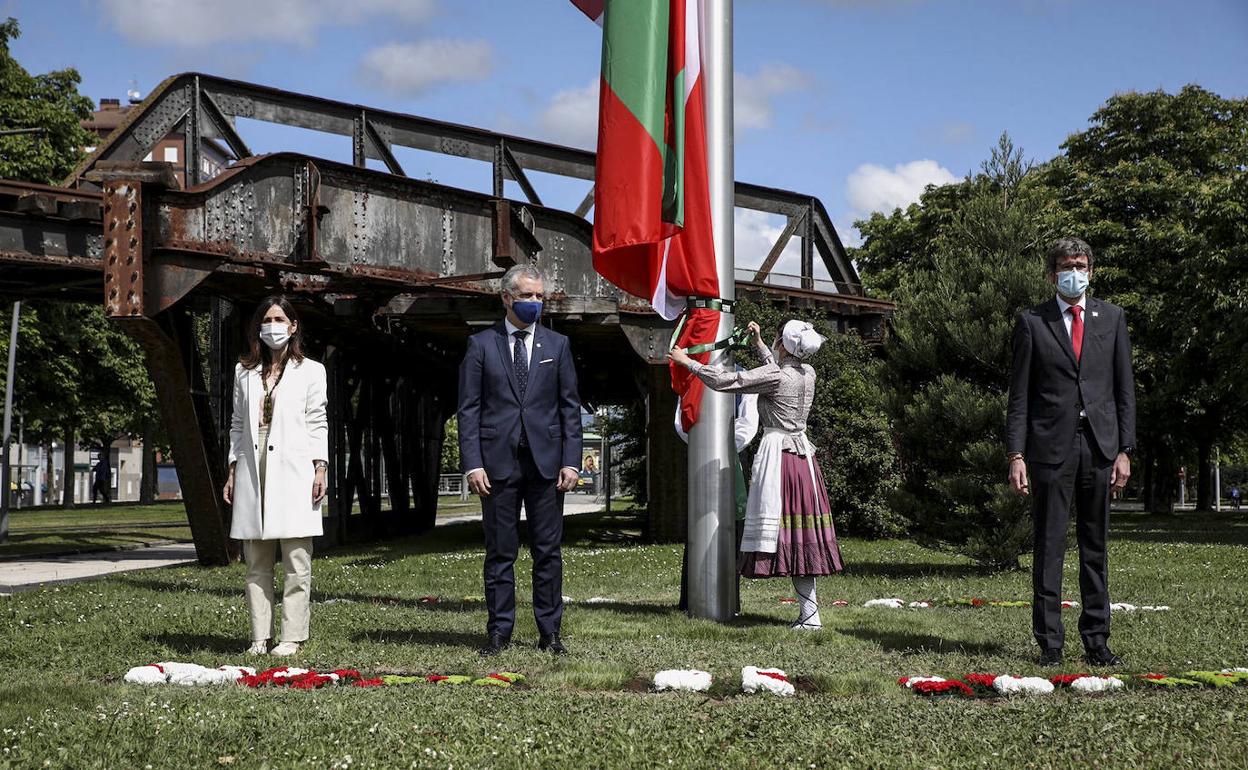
[458,263,582,656]
[1007,236,1136,668]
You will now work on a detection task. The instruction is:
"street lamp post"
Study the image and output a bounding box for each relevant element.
[1,301,21,541]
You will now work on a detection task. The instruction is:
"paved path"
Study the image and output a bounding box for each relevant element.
[0,544,200,594]
[0,495,606,595]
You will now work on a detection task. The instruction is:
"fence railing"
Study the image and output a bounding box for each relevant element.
[735,268,854,295]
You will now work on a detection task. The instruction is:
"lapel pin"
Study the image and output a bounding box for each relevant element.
[1092,311,1099,317]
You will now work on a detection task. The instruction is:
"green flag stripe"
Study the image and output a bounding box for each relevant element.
[602,0,669,163]
[663,66,686,227]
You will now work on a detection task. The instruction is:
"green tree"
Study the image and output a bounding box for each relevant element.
[0,303,156,496]
[1045,85,1248,511]
[0,18,94,183]
[879,135,1060,568]
[852,182,976,300]
[600,401,648,507]
[440,416,460,474]
[0,21,157,506]
[733,298,901,537]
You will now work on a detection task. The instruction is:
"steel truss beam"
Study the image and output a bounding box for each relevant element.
[68,72,863,293]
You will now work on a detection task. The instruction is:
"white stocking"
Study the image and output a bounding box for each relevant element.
[792,576,821,627]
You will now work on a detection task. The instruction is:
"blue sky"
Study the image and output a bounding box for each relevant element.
[7,0,1247,280]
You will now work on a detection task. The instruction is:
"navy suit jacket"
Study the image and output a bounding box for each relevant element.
[1006,296,1136,465]
[458,321,583,481]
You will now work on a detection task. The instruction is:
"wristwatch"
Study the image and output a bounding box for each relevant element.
[314,460,329,471]
[1119,446,1135,459]
[1006,452,1024,463]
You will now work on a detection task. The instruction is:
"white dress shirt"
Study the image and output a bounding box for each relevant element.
[1055,293,1087,338]
[504,317,536,366]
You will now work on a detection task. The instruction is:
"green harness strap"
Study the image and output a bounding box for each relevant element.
[668,297,751,355]
[669,297,750,519]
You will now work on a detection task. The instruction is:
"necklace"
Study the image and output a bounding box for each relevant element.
[261,356,288,425]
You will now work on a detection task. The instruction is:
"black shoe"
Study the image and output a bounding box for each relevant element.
[537,633,567,655]
[1038,648,1063,667]
[1085,646,1123,667]
[478,634,511,657]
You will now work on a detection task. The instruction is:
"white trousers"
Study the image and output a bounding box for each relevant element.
[244,538,313,643]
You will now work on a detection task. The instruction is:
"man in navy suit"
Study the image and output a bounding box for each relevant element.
[1006,237,1136,668]
[458,263,583,656]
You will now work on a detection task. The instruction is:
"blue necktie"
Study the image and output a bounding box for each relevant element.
[513,330,529,398]
[513,330,529,447]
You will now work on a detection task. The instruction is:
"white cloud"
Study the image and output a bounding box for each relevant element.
[734,208,803,276]
[936,121,975,145]
[97,0,437,47]
[347,0,437,23]
[845,159,957,217]
[361,40,494,96]
[535,79,600,149]
[735,64,809,131]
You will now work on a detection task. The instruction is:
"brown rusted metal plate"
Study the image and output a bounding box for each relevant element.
[147,252,225,315]
[15,193,58,216]
[102,181,144,318]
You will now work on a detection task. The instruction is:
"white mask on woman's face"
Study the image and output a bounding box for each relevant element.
[260,322,291,350]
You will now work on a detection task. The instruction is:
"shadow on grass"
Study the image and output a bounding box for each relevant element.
[838,627,1005,656]
[573,601,678,617]
[322,511,646,567]
[843,562,988,579]
[146,632,242,655]
[1109,511,1248,547]
[349,628,482,649]
[118,576,487,613]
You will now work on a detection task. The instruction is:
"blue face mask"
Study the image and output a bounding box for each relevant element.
[511,300,542,325]
[1056,269,1089,299]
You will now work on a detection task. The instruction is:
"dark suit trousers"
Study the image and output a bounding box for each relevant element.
[1030,420,1113,651]
[481,446,564,638]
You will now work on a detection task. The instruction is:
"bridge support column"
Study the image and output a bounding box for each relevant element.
[93,165,233,565]
[646,364,687,542]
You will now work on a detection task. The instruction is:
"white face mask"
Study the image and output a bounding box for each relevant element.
[1056,269,1089,300]
[260,322,291,350]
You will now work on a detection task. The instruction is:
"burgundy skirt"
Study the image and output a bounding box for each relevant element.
[739,451,844,578]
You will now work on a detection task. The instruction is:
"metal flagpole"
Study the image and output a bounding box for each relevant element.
[686,0,736,622]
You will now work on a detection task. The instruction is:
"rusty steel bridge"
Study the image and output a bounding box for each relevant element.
[0,73,893,565]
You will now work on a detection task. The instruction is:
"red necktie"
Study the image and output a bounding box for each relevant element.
[1069,305,1084,363]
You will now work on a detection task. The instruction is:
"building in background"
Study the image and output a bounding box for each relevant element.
[83,94,234,186]
[2,437,179,508]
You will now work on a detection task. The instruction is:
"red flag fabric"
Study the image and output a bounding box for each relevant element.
[574,0,722,431]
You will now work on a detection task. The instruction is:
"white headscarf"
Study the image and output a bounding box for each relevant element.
[780,320,826,359]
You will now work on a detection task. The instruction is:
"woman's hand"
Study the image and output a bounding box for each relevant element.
[667,346,693,369]
[312,466,328,506]
[223,466,235,505]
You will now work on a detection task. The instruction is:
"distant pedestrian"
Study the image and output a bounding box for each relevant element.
[1232,485,1242,512]
[91,454,112,504]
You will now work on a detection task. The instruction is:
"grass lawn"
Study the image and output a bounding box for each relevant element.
[0,503,192,558]
[1,509,1246,768]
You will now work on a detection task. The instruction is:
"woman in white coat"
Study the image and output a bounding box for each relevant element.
[223,297,328,657]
